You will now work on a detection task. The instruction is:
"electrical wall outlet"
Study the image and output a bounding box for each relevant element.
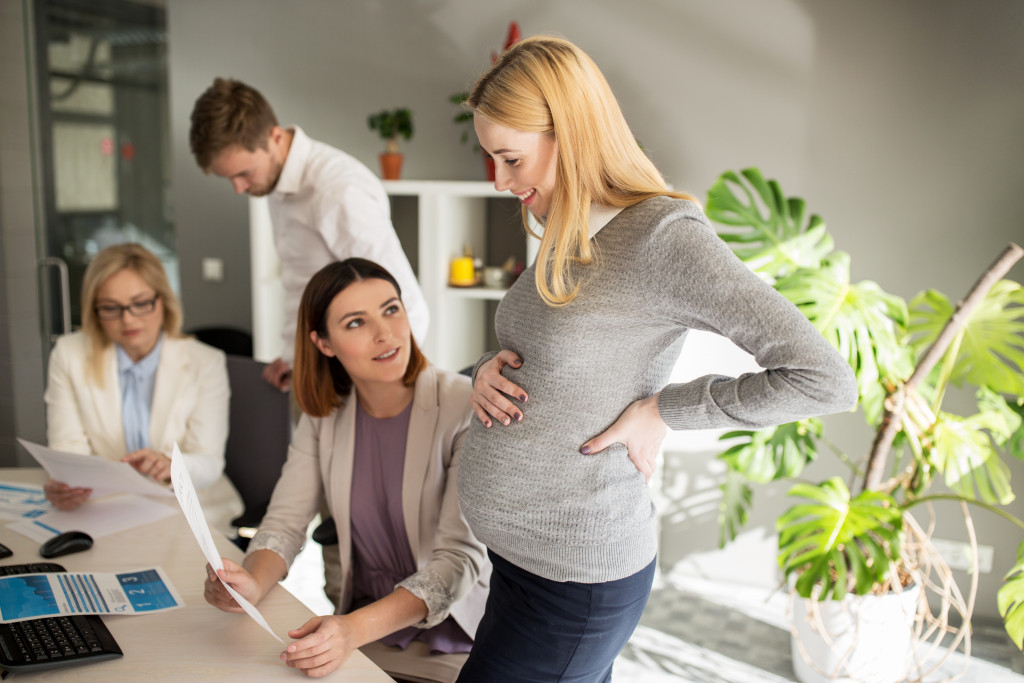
[202,257,224,282]
[931,538,994,573]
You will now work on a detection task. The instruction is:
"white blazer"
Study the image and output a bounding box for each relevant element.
[44,331,241,532]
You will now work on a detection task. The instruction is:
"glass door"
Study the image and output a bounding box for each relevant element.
[34,0,175,341]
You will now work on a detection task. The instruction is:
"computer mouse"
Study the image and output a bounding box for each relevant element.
[39,530,94,559]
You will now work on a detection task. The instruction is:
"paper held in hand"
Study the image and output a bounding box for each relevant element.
[168,443,282,642]
[17,439,172,497]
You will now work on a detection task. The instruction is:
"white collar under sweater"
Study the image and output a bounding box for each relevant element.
[588,203,623,239]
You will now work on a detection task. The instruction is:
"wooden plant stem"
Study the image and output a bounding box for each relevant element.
[862,242,1024,492]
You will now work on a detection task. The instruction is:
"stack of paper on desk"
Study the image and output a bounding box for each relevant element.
[8,440,180,541]
[7,493,177,542]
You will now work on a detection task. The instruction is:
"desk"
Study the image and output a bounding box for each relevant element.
[0,468,393,681]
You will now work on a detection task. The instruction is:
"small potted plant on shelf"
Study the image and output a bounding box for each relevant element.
[450,21,521,181]
[705,168,1024,683]
[367,107,413,180]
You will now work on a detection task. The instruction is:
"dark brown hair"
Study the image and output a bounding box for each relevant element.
[294,258,427,417]
[189,78,279,170]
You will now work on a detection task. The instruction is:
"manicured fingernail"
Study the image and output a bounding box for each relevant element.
[580,445,591,455]
[519,394,527,401]
[484,420,491,428]
[502,417,510,425]
[512,359,521,366]
[514,412,522,421]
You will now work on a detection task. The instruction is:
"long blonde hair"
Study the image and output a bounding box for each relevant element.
[80,243,183,384]
[468,35,698,306]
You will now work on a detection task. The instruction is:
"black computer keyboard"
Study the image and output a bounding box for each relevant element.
[0,562,123,673]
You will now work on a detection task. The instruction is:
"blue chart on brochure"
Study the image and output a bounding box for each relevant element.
[0,567,184,623]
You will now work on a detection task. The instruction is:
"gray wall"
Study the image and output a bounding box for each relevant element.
[165,0,1024,622]
[0,0,47,467]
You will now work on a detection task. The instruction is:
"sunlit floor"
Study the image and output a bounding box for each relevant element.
[280,528,1024,683]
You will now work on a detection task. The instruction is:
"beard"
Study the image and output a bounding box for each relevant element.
[245,156,284,197]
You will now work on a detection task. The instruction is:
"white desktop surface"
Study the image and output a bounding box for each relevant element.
[0,468,393,681]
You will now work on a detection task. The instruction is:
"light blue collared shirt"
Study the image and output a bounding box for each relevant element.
[117,334,163,453]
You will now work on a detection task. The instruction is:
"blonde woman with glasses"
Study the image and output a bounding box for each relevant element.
[43,243,241,533]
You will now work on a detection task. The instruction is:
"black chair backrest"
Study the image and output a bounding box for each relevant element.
[190,327,254,358]
[223,355,290,529]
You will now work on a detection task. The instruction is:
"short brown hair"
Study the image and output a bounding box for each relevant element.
[189,78,279,170]
[80,243,183,385]
[294,258,427,418]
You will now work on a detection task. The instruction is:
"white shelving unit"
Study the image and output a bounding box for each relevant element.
[382,180,538,372]
[248,181,537,372]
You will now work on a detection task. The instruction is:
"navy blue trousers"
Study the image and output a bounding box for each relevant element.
[456,550,656,683]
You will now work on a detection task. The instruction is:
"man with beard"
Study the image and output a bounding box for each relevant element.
[189,78,428,394]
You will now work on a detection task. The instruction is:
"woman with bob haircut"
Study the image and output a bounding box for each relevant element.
[203,258,489,682]
[44,242,240,533]
[456,36,858,681]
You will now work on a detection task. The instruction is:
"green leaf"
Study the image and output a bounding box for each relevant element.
[908,280,1024,396]
[718,420,821,484]
[777,477,902,600]
[775,253,912,414]
[367,108,413,141]
[975,387,1024,447]
[1004,396,1024,459]
[998,542,1024,650]
[705,168,833,282]
[718,469,754,547]
[931,412,1015,505]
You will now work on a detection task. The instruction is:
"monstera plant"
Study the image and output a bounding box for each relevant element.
[704,168,1024,669]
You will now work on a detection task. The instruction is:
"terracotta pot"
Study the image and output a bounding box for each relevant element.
[379,152,403,180]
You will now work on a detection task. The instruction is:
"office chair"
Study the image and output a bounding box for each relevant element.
[223,355,290,549]
[189,326,254,357]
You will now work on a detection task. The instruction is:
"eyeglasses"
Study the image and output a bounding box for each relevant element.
[95,296,159,320]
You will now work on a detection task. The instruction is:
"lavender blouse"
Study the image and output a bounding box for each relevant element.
[349,400,472,654]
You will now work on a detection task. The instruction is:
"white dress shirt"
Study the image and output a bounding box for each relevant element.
[268,127,429,364]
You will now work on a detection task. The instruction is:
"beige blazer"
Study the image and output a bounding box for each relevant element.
[44,331,241,532]
[249,364,489,638]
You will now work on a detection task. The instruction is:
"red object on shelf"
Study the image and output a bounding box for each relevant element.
[483,153,495,182]
[504,22,521,50]
[491,21,522,64]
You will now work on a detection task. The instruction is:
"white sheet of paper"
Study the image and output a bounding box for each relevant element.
[6,493,178,542]
[17,438,172,497]
[6,518,64,543]
[169,443,282,642]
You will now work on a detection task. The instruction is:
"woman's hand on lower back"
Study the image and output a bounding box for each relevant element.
[579,394,667,483]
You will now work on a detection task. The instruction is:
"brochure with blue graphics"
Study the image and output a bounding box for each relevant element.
[0,567,183,623]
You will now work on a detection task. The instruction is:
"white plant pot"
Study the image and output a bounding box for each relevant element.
[789,584,921,683]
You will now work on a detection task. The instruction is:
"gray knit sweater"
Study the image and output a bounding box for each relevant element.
[457,196,858,583]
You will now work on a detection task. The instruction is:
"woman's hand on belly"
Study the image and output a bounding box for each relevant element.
[579,394,667,483]
[471,349,529,428]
